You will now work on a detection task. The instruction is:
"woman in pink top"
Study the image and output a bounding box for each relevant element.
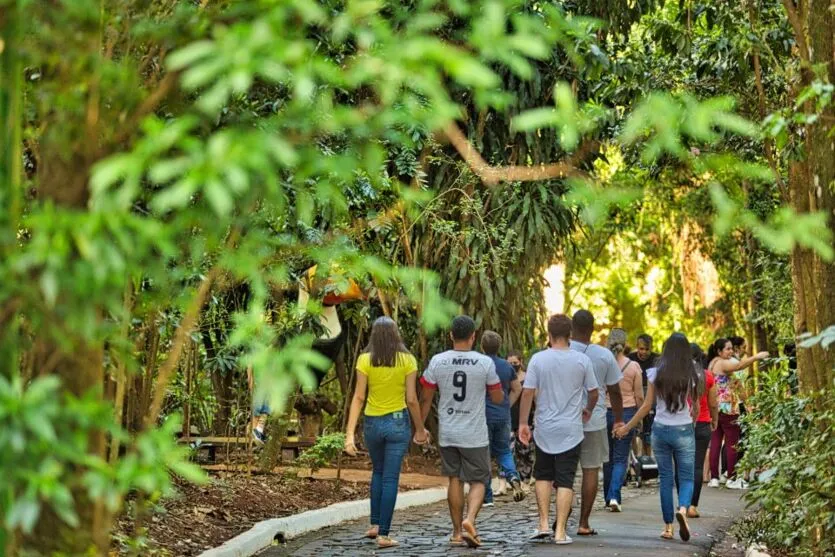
[603,328,644,511]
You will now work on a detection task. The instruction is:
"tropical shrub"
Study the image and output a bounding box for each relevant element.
[737,345,835,556]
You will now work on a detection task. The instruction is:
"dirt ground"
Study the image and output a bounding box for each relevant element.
[112,455,442,556]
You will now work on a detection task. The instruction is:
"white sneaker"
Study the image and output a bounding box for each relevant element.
[726,479,749,490]
[719,474,728,484]
[708,478,720,488]
[608,500,622,512]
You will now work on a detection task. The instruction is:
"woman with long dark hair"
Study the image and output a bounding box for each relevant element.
[615,333,702,541]
[706,338,767,489]
[345,317,428,548]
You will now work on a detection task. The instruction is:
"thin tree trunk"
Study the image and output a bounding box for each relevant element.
[110,281,135,463]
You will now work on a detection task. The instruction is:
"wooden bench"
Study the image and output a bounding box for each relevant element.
[177,436,249,462]
[279,438,316,463]
[176,435,315,463]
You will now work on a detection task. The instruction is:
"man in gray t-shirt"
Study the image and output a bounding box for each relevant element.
[526,349,597,455]
[518,314,598,544]
[420,315,502,548]
[570,310,624,537]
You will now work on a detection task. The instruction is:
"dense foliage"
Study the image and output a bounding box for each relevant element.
[1,0,834,555]
[738,359,835,556]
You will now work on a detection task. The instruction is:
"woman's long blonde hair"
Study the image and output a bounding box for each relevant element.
[607,328,628,356]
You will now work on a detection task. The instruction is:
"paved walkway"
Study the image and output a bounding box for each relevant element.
[263,481,746,557]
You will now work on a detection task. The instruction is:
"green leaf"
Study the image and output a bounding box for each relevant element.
[40,270,58,308]
[151,178,198,212]
[167,41,216,71]
[204,180,234,216]
[444,56,500,89]
[6,499,40,534]
[511,108,559,132]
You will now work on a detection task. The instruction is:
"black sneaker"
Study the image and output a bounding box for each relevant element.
[511,478,526,502]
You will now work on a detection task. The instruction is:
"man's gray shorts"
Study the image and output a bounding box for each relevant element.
[439,446,490,483]
[580,428,610,468]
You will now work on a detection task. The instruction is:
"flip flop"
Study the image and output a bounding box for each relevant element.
[576,528,598,536]
[675,511,691,541]
[529,530,551,540]
[660,530,674,540]
[461,532,482,548]
[449,536,465,547]
[554,535,574,545]
[461,521,482,548]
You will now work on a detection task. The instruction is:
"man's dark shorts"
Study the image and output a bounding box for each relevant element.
[534,442,581,489]
[440,446,491,484]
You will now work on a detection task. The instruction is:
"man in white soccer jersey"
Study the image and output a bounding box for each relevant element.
[419,315,503,548]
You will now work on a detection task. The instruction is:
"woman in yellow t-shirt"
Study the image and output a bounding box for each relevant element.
[345,317,428,548]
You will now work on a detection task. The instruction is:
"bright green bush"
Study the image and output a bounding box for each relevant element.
[738,362,835,556]
[295,433,346,473]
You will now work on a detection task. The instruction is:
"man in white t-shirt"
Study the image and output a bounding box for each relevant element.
[420,315,503,548]
[570,310,624,536]
[518,314,599,545]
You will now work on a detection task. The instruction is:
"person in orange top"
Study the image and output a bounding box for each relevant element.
[603,328,644,512]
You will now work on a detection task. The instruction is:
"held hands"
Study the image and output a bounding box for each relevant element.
[413,428,430,446]
[518,424,532,447]
[613,423,632,439]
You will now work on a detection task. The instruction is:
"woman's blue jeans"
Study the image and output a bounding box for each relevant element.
[603,406,637,504]
[364,410,411,536]
[652,422,696,524]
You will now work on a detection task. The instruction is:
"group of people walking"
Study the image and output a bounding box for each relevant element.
[343,311,766,548]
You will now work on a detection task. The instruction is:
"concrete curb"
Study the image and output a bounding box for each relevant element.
[197,486,448,557]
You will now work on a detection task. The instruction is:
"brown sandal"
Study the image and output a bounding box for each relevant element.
[365,526,379,539]
[461,520,482,548]
[377,536,399,548]
[660,526,674,540]
[675,510,691,541]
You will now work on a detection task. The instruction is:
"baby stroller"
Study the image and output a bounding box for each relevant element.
[628,449,658,487]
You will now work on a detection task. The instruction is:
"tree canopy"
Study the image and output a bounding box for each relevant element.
[1,0,834,555]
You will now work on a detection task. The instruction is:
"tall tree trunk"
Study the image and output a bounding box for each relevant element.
[24,51,111,550]
[0,0,24,392]
[786,0,835,393]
